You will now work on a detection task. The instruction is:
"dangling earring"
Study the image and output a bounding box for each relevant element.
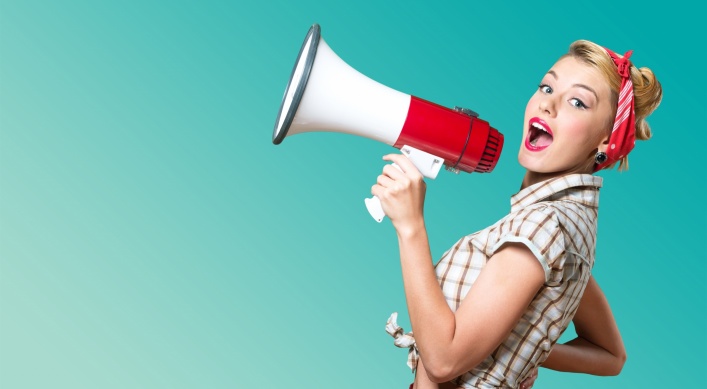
[595,151,608,165]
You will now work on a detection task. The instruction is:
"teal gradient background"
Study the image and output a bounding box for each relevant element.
[1,1,704,387]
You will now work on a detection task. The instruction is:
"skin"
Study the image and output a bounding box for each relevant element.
[371,56,626,388]
[519,56,615,188]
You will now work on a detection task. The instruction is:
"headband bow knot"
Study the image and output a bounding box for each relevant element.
[611,50,633,78]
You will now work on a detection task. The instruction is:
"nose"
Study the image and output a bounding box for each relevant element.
[538,95,556,117]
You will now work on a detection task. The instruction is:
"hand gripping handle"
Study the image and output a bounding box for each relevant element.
[365,145,443,223]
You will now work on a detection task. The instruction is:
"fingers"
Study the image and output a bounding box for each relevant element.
[376,165,422,196]
[371,183,384,198]
[370,173,400,198]
[519,368,538,389]
[371,153,427,225]
[372,153,427,196]
[382,154,423,180]
[377,173,395,188]
[382,164,404,180]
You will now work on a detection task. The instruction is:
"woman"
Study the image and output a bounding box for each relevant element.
[374,40,662,388]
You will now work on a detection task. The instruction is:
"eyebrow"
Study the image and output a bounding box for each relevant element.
[546,70,599,102]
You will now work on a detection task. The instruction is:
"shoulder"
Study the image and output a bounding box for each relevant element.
[484,203,566,282]
[497,202,563,242]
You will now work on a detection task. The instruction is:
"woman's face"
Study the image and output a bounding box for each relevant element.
[519,56,614,176]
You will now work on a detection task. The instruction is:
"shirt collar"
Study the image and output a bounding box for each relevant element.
[510,174,603,213]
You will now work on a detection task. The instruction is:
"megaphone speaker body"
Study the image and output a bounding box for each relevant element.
[284,37,410,146]
[273,24,503,175]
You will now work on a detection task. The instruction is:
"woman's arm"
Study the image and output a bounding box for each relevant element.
[413,358,441,389]
[541,275,627,375]
[413,358,458,389]
[372,154,546,383]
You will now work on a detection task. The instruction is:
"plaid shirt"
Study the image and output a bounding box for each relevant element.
[388,174,603,388]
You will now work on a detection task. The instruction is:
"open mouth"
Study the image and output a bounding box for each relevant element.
[526,118,553,150]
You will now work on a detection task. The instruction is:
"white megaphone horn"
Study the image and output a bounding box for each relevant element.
[273,24,504,222]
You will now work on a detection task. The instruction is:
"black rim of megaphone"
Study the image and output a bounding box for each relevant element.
[272,24,321,145]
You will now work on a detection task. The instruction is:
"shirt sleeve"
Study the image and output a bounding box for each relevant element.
[490,204,565,284]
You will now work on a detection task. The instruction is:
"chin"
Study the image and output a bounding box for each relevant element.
[517,149,547,172]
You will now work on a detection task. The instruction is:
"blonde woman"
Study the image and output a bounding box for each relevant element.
[375,40,662,388]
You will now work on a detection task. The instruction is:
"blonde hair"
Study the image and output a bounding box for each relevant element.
[564,40,663,170]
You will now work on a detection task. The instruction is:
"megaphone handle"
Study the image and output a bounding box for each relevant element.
[365,196,386,223]
[365,163,401,223]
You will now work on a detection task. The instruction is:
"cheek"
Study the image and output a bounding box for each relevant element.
[577,125,606,153]
[524,95,538,116]
[584,116,613,148]
[522,96,537,130]
[559,118,598,151]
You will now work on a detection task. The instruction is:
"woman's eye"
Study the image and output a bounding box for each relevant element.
[569,98,588,109]
[538,84,552,94]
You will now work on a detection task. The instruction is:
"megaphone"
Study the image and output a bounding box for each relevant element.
[273,24,503,222]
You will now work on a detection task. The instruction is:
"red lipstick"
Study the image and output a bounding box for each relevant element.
[525,117,554,151]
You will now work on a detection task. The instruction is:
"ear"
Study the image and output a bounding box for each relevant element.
[596,127,612,153]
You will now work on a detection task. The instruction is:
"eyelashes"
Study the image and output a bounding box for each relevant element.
[569,98,588,109]
[538,84,552,94]
[538,84,590,110]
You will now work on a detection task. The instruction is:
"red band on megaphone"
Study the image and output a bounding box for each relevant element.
[394,96,502,173]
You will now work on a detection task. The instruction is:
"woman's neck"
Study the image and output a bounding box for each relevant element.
[521,168,594,190]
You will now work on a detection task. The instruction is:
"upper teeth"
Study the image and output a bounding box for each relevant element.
[532,122,549,133]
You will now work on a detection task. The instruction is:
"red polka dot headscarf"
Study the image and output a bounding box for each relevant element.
[594,48,635,171]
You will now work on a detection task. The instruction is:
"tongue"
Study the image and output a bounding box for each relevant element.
[535,132,553,147]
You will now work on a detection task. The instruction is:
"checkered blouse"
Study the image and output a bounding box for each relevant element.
[387,174,603,388]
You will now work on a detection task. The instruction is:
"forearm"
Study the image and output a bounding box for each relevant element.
[413,357,440,389]
[542,337,626,375]
[397,223,459,377]
[541,276,627,376]
[374,154,483,380]
[414,358,460,389]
